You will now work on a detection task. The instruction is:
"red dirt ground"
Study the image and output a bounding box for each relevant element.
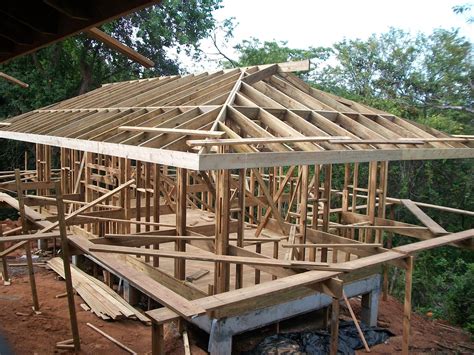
[0,267,472,354]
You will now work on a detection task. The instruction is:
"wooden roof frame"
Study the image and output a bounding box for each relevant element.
[1,60,473,169]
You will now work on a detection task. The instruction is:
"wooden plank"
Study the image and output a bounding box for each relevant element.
[14,170,40,311]
[241,64,278,85]
[175,168,187,280]
[54,182,80,351]
[343,292,370,352]
[282,243,383,249]
[85,27,154,68]
[255,166,296,237]
[197,148,474,170]
[330,297,340,355]
[401,199,448,235]
[87,322,137,355]
[0,232,61,244]
[277,60,310,72]
[395,228,474,253]
[252,168,289,235]
[41,179,135,233]
[0,72,28,88]
[187,136,350,147]
[152,323,165,355]
[68,234,206,318]
[89,244,296,268]
[329,139,424,144]
[118,126,225,137]
[402,256,413,355]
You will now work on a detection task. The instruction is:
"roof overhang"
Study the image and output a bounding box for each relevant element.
[1,130,473,170]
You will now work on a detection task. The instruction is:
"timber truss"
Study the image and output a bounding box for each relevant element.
[0,61,473,354]
[1,60,473,169]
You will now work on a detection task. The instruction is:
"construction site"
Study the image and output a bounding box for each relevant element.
[0,1,473,354]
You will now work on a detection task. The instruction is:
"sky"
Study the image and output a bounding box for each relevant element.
[180,0,473,71]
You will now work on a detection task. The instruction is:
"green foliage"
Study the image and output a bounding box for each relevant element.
[0,0,225,118]
[231,38,330,65]
[312,28,473,126]
[446,263,474,331]
[226,38,330,79]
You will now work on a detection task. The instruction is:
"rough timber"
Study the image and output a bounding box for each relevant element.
[0,61,473,355]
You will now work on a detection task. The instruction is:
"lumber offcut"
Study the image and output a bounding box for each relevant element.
[47,257,149,324]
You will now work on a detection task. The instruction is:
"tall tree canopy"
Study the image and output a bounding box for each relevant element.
[0,0,226,117]
[313,29,473,128]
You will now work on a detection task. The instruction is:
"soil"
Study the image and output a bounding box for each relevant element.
[0,266,472,354]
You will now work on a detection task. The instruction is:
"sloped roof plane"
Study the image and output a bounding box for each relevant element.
[1,60,473,169]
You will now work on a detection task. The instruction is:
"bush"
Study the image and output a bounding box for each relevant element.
[446,263,474,333]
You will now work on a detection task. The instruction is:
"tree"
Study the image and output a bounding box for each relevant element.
[224,38,330,80]
[0,0,226,118]
[312,28,473,126]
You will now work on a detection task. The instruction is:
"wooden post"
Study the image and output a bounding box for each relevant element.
[0,223,9,284]
[402,256,414,355]
[235,168,245,289]
[152,323,165,355]
[321,164,332,262]
[214,168,230,293]
[54,182,81,351]
[310,164,320,262]
[343,292,370,352]
[299,165,309,260]
[145,162,152,263]
[351,162,359,212]
[175,168,187,280]
[366,161,378,243]
[15,169,40,311]
[136,161,142,235]
[330,297,340,355]
[153,164,161,267]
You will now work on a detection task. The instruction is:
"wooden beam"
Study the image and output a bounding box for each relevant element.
[0,232,61,244]
[277,60,310,72]
[54,182,80,351]
[85,27,154,68]
[330,296,340,355]
[329,139,424,144]
[400,199,448,235]
[69,234,206,318]
[187,136,351,147]
[175,168,187,280]
[14,169,39,311]
[395,228,474,253]
[241,64,278,85]
[402,256,413,355]
[343,292,370,352]
[0,72,28,88]
[118,126,225,137]
[281,243,383,249]
[197,148,474,170]
[40,179,135,234]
